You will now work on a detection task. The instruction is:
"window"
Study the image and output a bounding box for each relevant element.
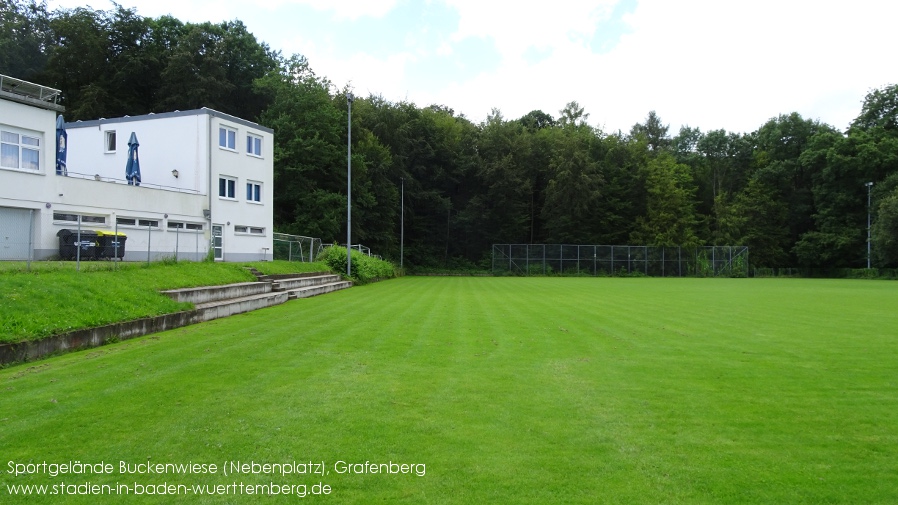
[235,226,265,235]
[219,177,237,199]
[246,182,261,202]
[219,126,237,150]
[117,217,160,228]
[246,134,262,157]
[53,212,105,224]
[105,131,116,152]
[1,129,40,171]
[166,222,202,231]
[53,212,79,223]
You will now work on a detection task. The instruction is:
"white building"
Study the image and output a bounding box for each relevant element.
[1,74,274,262]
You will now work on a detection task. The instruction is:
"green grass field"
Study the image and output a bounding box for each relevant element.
[1,277,897,504]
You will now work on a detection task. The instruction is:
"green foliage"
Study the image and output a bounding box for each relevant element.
[873,187,898,267]
[8,2,898,272]
[316,245,395,284]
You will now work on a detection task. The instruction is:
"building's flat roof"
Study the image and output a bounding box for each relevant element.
[0,74,64,112]
[65,107,273,134]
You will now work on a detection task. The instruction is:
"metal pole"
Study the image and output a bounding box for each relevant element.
[400,177,404,269]
[114,219,119,270]
[76,215,81,271]
[147,221,151,265]
[867,182,873,269]
[347,93,353,277]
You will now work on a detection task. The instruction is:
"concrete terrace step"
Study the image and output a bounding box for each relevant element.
[161,281,272,304]
[163,273,352,316]
[286,280,353,300]
[272,274,343,292]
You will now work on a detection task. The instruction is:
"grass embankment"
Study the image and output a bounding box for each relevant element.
[0,260,331,343]
[1,277,897,504]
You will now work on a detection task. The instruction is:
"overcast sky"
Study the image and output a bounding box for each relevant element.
[49,0,897,134]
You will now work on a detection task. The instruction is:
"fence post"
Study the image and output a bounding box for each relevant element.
[114,220,119,270]
[76,216,81,272]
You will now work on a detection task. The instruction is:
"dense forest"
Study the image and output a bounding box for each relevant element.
[3,0,898,270]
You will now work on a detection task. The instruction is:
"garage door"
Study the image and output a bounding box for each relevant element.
[0,207,33,260]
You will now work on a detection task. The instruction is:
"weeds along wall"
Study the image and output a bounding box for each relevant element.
[492,245,750,277]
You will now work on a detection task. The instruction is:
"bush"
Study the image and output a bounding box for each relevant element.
[316,246,396,284]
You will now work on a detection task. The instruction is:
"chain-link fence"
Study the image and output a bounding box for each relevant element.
[492,245,749,277]
[273,233,324,262]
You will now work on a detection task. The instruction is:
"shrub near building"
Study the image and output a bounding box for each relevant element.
[317,246,396,284]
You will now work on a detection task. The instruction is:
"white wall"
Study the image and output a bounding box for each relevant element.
[208,113,274,262]
[2,104,274,262]
[65,113,209,193]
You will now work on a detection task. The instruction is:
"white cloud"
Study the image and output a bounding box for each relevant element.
[285,0,399,20]
[444,0,619,61]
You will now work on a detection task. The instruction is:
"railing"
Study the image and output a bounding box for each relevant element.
[61,171,202,194]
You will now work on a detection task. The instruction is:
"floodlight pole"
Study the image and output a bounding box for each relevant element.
[400,177,404,269]
[866,181,873,269]
[347,93,353,277]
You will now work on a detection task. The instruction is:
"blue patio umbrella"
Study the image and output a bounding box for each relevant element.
[55,115,67,175]
[125,132,141,186]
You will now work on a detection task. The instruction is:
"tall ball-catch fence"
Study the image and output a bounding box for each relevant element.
[273,233,324,262]
[492,245,749,277]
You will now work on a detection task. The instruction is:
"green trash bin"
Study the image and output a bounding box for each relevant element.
[96,231,127,260]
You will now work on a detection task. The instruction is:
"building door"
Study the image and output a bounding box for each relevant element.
[0,207,33,260]
[212,224,223,261]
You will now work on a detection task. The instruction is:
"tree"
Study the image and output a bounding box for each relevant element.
[872,187,898,267]
[851,84,898,133]
[630,110,670,152]
[541,124,604,243]
[256,55,345,240]
[630,152,700,247]
[0,0,51,81]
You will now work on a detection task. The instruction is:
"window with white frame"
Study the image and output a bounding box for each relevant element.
[246,134,262,157]
[104,131,116,152]
[1,128,41,171]
[246,181,262,203]
[234,225,266,235]
[166,221,203,231]
[53,212,106,224]
[219,176,237,199]
[219,126,237,150]
[116,216,159,228]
